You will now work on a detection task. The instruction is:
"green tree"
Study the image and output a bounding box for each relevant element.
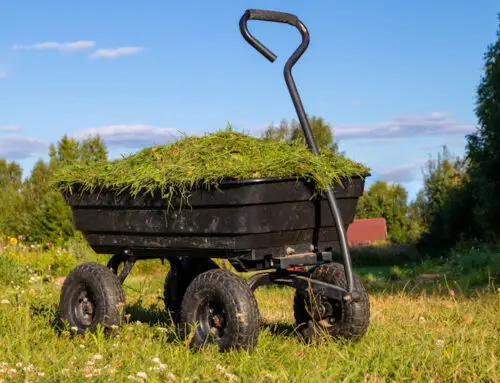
[80,135,108,163]
[262,116,340,153]
[418,146,469,227]
[0,185,26,236]
[23,135,107,243]
[465,14,500,241]
[0,135,109,242]
[49,135,81,168]
[414,146,474,255]
[0,159,22,189]
[355,180,421,244]
[49,134,107,168]
[0,159,25,236]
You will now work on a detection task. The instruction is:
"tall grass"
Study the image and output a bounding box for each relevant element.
[1,237,499,381]
[0,271,498,382]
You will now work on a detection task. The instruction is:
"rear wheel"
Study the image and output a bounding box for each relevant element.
[293,262,370,342]
[59,262,125,334]
[180,269,260,352]
[163,259,219,323]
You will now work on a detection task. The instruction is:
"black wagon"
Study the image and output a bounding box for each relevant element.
[58,9,371,352]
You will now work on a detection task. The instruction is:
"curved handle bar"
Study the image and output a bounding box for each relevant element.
[239,9,309,64]
[239,9,357,297]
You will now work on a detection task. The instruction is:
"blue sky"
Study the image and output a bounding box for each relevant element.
[0,1,498,201]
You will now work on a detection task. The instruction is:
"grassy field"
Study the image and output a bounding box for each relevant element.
[0,255,499,382]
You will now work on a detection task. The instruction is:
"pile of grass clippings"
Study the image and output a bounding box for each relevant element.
[54,128,369,207]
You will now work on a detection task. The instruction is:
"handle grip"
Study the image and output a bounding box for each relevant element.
[246,9,299,27]
[239,8,308,63]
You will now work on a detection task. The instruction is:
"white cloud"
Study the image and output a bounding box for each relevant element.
[13,40,96,52]
[73,124,186,148]
[89,47,144,59]
[0,125,21,132]
[334,111,475,140]
[355,137,408,145]
[350,100,362,106]
[378,158,428,183]
[0,71,6,79]
[0,136,48,160]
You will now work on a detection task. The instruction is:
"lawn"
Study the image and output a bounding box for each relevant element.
[0,260,498,382]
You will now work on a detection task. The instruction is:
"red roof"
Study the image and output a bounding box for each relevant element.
[346,218,387,246]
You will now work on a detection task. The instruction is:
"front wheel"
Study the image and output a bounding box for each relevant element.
[293,262,370,342]
[180,269,260,352]
[59,262,126,334]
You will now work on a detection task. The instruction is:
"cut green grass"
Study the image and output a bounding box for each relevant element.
[53,127,369,208]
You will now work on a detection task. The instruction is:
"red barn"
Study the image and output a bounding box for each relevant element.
[346,218,388,246]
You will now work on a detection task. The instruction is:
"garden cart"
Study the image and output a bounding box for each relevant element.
[58,8,371,352]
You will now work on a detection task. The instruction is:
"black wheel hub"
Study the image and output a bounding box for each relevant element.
[73,288,96,328]
[197,300,226,341]
[306,292,340,326]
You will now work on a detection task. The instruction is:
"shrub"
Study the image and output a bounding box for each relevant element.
[333,244,422,267]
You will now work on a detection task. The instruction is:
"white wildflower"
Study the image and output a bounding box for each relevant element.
[152,357,161,364]
[166,372,177,381]
[93,354,103,360]
[137,372,147,379]
[0,300,9,304]
[23,364,34,372]
[216,364,238,381]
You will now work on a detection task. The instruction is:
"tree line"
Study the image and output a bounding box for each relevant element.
[0,135,108,244]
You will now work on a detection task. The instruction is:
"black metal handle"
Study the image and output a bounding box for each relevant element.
[239,8,358,297]
[246,9,298,25]
[239,9,307,63]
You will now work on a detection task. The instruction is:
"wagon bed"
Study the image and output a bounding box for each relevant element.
[64,175,367,267]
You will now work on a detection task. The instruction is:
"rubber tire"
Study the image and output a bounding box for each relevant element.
[163,259,219,323]
[59,262,125,334]
[293,262,370,342]
[180,269,260,352]
[246,272,272,292]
